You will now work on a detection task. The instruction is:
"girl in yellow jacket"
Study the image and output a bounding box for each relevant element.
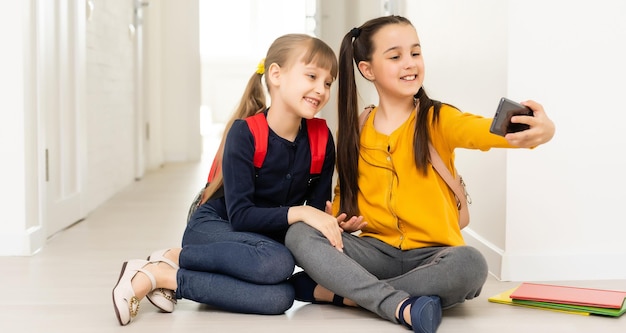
[285,15,555,333]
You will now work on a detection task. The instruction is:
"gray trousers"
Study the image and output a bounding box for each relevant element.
[285,223,488,322]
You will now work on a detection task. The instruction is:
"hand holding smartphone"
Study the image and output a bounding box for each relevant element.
[489,97,534,136]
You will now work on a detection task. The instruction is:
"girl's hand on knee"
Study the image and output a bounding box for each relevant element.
[308,208,345,252]
[289,206,344,252]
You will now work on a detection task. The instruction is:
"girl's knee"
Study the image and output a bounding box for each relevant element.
[275,290,296,314]
[285,223,316,249]
[255,242,295,283]
[261,285,295,314]
[443,247,488,304]
[461,246,488,282]
[445,247,487,287]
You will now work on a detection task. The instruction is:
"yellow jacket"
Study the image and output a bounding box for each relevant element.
[332,104,513,249]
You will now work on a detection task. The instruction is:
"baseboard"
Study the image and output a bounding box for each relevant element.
[463,228,626,281]
[0,226,45,256]
[462,227,505,280]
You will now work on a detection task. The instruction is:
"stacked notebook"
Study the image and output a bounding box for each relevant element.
[488,282,626,317]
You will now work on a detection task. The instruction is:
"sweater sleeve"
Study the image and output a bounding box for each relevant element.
[433,104,514,152]
[222,120,290,234]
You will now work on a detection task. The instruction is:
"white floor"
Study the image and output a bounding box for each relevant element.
[2,159,625,332]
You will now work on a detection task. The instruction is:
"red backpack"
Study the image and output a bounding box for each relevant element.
[187,113,329,221]
[207,112,329,183]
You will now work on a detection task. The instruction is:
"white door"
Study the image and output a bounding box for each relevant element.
[37,0,86,238]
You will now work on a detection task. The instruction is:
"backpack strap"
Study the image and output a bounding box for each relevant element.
[207,113,267,182]
[428,144,471,229]
[205,113,328,205]
[245,113,269,169]
[245,113,328,173]
[305,117,329,175]
[359,105,376,132]
[206,155,221,183]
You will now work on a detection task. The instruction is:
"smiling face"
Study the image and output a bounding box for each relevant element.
[271,52,334,119]
[358,23,424,101]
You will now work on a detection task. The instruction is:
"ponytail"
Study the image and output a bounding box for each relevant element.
[412,88,441,175]
[337,31,361,216]
[201,70,266,204]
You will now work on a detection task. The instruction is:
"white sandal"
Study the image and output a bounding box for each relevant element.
[146,249,178,313]
[112,259,156,326]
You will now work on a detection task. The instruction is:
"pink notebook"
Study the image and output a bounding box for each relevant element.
[510,283,626,309]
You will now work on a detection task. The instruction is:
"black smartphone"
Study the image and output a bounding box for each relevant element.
[489,97,534,136]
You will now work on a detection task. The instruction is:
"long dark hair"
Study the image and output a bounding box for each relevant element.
[337,15,442,216]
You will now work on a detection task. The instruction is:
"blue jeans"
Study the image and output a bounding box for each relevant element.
[177,203,295,314]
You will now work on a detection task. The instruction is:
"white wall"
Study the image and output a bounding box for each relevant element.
[0,0,41,255]
[0,0,202,256]
[143,0,165,170]
[142,0,202,169]
[160,1,202,162]
[83,0,203,206]
[82,0,202,222]
[199,0,311,125]
[504,0,626,281]
[407,0,626,281]
[84,0,137,212]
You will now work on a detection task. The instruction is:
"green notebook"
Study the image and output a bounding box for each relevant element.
[511,298,626,317]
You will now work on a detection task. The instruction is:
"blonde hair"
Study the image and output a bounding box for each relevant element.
[201,33,338,203]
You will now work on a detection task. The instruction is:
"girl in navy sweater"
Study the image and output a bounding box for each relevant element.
[112,33,345,326]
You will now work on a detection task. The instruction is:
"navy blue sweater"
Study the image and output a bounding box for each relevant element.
[205,112,335,243]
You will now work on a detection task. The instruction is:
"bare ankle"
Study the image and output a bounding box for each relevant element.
[164,248,181,266]
[313,285,333,302]
[130,266,156,299]
[343,298,358,307]
[151,262,178,290]
[313,285,357,307]
[396,298,412,326]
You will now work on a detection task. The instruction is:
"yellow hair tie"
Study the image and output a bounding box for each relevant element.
[256,58,265,75]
